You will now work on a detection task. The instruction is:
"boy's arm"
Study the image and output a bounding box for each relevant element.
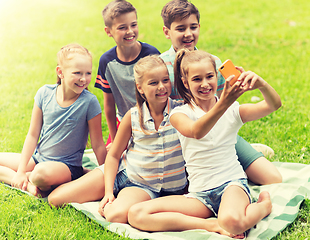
[88,113,107,166]
[103,92,117,142]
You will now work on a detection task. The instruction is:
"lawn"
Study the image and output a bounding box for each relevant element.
[0,0,309,239]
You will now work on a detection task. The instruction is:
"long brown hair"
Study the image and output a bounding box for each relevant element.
[174,49,217,105]
[134,55,167,134]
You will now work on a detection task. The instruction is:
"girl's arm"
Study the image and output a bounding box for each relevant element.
[88,113,107,166]
[238,68,282,123]
[98,111,132,211]
[103,92,117,147]
[12,103,43,190]
[170,79,245,139]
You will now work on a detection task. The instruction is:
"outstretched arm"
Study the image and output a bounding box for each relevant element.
[237,67,282,123]
[12,103,42,190]
[171,78,245,139]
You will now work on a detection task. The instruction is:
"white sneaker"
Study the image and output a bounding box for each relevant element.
[251,143,275,158]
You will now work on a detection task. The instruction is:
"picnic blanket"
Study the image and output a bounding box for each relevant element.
[73,151,310,239]
[4,150,310,239]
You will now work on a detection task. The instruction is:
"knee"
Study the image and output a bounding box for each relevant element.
[47,191,62,208]
[30,164,49,185]
[219,213,246,235]
[104,204,128,224]
[127,203,147,229]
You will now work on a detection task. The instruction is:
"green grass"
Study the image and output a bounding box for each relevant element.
[0,0,309,239]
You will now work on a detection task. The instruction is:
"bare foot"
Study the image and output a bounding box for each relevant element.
[205,219,235,237]
[257,191,272,215]
[26,181,48,198]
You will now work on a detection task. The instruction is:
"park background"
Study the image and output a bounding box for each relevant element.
[0,0,309,239]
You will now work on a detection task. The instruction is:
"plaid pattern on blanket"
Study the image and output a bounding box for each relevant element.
[71,161,310,239]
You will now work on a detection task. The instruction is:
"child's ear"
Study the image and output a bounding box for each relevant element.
[105,26,113,37]
[56,66,63,79]
[163,26,171,40]
[182,77,189,89]
[136,84,144,95]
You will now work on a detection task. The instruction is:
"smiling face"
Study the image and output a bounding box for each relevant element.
[105,11,138,48]
[164,14,200,52]
[57,53,92,95]
[137,65,172,106]
[183,58,217,106]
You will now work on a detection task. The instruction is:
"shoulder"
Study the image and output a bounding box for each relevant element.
[171,104,190,116]
[80,90,99,102]
[99,46,117,63]
[169,98,184,110]
[36,84,56,96]
[159,45,175,63]
[140,42,160,56]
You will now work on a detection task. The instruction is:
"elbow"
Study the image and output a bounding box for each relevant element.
[273,99,282,111]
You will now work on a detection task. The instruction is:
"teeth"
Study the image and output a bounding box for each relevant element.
[125,36,134,40]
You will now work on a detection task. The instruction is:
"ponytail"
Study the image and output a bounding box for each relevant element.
[174,49,193,104]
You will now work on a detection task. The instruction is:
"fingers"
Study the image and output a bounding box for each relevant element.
[98,195,115,216]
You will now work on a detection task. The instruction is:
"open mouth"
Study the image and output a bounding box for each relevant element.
[183,39,194,44]
[199,89,211,94]
[156,92,167,97]
[125,36,135,41]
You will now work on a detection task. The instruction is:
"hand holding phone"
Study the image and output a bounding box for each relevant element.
[218,59,241,86]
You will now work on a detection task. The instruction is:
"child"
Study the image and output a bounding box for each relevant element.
[47,0,160,208]
[159,0,282,185]
[0,43,107,197]
[128,49,281,236]
[94,0,160,148]
[97,54,232,237]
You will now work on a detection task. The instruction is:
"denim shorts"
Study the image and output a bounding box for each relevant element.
[32,157,84,181]
[107,168,186,199]
[185,178,251,216]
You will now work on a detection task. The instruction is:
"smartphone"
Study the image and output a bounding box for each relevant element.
[218,59,240,86]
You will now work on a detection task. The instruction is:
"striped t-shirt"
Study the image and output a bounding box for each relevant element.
[123,98,187,192]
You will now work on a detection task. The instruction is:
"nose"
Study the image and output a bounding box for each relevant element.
[184,27,192,37]
[158,81,165,90]
[127,27,133,34]
[201,79,208,88]
[80,74,87,82]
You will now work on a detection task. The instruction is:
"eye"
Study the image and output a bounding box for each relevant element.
[131,22,138,28]
[163,78,170,83]
[149,81,157,85]
[73,72,81,75]
[118,26,126,30]
[176,27,185,32]
[87,72,92,76]
[192,77,201,82]
[191,26,198,30]
[207,74,215,79]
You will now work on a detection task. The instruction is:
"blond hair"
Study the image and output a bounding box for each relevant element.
[56,43,92,85]
[134,55,167,134]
